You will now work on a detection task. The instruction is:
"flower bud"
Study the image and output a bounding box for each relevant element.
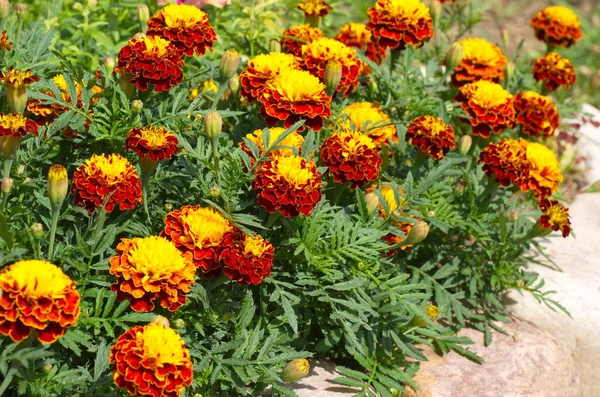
[455,179,465,192]
[151,315,170,328]
[228,75,239,95]
[324,60,342,96]
[269,38,281,53]
[137,4,150,26]
[73,2,83,11]
[445,43,464,71]
[47,164,68,209]
[15,3,26,14]
[457,135,472,154]
[516,279,525,288]
[368,78,378,96]
[504,61,515,81]
[219,50,240,80]
[0,0,9,20]
[131,99,143,114]
[425,305,439,320]
[209,185,221,198]
[31,223,44,238]
[164,203,173,212]
[87,0,97,7]
[173,318,185,329]
[1,177,13,194]
[364,192,379,214]
[204,112,223,139]
[501,29,509,49]
[16,164,24,175]
[403,220,429,245]
[103,56,115,76]
[430,0,442,23]
[42,363,53,374]
[280,359,310,383]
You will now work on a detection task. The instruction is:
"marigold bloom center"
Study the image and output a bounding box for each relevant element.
[3,69,35,88]
[468,81,512,108]
[138,126,170,148]
[543,6,580,28]
[273,155,313,186]
[141,36,171,58]
[384,0,430,19]
[339,132,376,157]
[84,154,130,185]
[243,235,270,257]
[135,323,186,366]
[252,53,298,76]
[126,237,187,278]
[161,4,207,27]
[303,38,357,60]
[0,113,27,130]
[270,70,326,102]
[460,38,503,64]
[0,260,73,298]
[545,204,569,226]
[183,208,232,246]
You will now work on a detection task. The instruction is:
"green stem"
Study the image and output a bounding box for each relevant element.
[209,138,221,184]
[15,14,24,48]
[48,205,60,259]
[210,80,229,111]
[389,50,402,74]
[265,212,281,228]
[0,334,35,396]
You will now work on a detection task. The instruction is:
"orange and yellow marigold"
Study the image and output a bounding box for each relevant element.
[405,115,456,160]
[514,91,559,138]
[0,260,80,343]
[338,102,397,147]
[533,52,576,91]
[525,141,563,199]
[220,232,275,285]
[281,24,325,57]
[239,53,300,103]
[450,37,507,86]
[531,6,582,48]
[125,126,179,161]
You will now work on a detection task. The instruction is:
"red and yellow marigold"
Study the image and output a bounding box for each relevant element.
[259,69,331,131]
[118,35,183,92]
[450,37,507,86]
[300,38,362,97]
[125,126,179,161]
[335,23,387,65]
[338,102,397,147]
[110,236,196,312]
[110,323,193,397]
[455,80,515,138]
[533,52,576,91]
[0,32,12,51]
[0,260,80,343]
[366,0,434,51]
[479,138,530,190]
[514,91,559,138]
[538,199,571,237]
[0,68,39,91]
[296,0,332,16]
[146,4,217,57]
[281,24,325,57]
[319,131,382,189]
[253,154,323,217]
[71,154,143,213]
[525,141,563,199]
[220,232,275,285]
[405,115,456,160]
[239,53,300,103]
[531,5,582,48]
[240,127,304,159]
[0,113,38,137]
[162,205,235,277]
[374,184,415,253]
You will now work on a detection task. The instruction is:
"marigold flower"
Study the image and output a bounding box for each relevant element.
[118,35,183,92]
[455,80,515,138]
[525,141,562,199]
[296,0,331,16]
[161,205,235,276]
[405,116,456,160]
[147,4,217,57]
[280,359,310,383]
[0,32,12,51]
[334,23,387,65]
[126,126,179,162]
[532,52,576,91]
[71,154,143,213]
[239,53,300,103]
[240,127,304,159]
[366,0,434,51]
[450,37,507,86]
[0,68,39,113]
[220,232,274,285]
[0,113,38,137]
[110,323,193,397]
[319,131,382,189]
[109,236,196,312]
[479,138,530,190]
[259,69,331,131]
[514,91,559,138]
[0,260,80,343]
[253,154,323,217]
[338,102,397,147]
[281,24,325,57]
[538,199,571,238]
[531,5,582,48]
[300,38,362,97]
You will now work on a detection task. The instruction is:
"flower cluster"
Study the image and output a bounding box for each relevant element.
[455,80,515,138]
[320,131,382,189]
[338,102,396,146]
[253,154,323,217]
[405,116,455,160]
[125,126,179,161]
[0,260,80,343]
[533,52,576,91]
[239,53,300,103]
[71,153,143,213]
[110,323,193,397]
[240,127,304,159]
[281,24,325,57]
[538,199,571,237]
[109,236,196,312]
[514,91,559,138]
[531,5,582,48]
[450,37,507,86]
[220,231,275,285]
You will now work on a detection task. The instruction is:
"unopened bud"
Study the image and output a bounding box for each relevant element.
[430,0,442,23]
[151,315,170,328]
[209,185,221,198]
[1,177,12,194]
[219,50,240,80]
[457,135,472,154]
[425,305,439,320]
[365,192,379,214]
[446,43,464,71]
[42,363,53,374]
[131,99,143,114]
[368,78,378,96]
[0,0,9,19]
[280,359,310,383]
[324,60,342,96]
[455,179,465,192]
[228,75,239,95]
[137,4,150,25]
[269,38,281,53]
[508,211,518,222]
[47,164,68,208]
[87,0,97,7]
[173,318,185,329]
[17,165,24,175]
[204,112,223,139]
[73,2,83,11]
[103,56,115,76]
[504,61,515,81]
[164,203,173,212]
[15,3,26,14]
[31,223,44,238]
[404,220,429,245]
[501,29,509,49]
[516,279,525,288]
